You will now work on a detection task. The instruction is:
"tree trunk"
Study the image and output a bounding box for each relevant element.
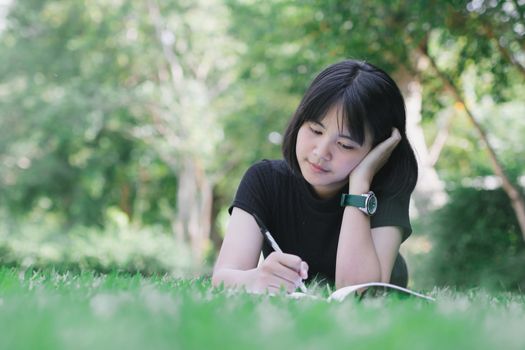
[119,183,133,222]
[148,1,217,264]
[423,49,525,241]
[208,190,225,255]
[174,157,214,265]
[394,65,447,216]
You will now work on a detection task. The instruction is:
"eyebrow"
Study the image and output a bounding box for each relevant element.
[311,120,360,144]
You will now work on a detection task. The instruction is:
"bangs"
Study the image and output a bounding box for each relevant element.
[301,89,369,147]
[341,90,367,146]
[300,90,341,124]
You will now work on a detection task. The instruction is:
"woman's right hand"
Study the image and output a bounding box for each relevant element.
[248,252,308,294]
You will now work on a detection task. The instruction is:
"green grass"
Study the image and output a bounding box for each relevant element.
[1,268,524,350]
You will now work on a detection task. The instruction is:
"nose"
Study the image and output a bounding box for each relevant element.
[313,138,332,162]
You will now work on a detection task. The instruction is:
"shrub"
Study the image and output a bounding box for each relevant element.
[421,186,525,290]
[0,223,197,276]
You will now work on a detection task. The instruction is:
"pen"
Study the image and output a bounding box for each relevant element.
[252,213,308,293]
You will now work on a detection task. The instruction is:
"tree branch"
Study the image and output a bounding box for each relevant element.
[147,0,185,91]
[428,110,453,167]
[481,18,525,79]
[421,46,525,241]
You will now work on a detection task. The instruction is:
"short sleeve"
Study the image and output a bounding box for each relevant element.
[228,161,272,225]
[371,191,412,241]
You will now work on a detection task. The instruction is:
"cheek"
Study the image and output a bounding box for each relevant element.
[295,128,310,153]
[340,152,368,174]
[342,161,359,175]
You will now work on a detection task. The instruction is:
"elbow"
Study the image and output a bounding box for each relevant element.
[211,269,223,288]
[335,270,382,290]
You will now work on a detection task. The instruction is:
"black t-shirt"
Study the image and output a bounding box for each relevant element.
[229,159,412,284]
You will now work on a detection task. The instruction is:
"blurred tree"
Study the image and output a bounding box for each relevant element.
[141,0,240,262]
[224,0,525,238]
[417,0,525,239]
[0,0,152,228]
[1,0,524,266]
[0,0,240,263]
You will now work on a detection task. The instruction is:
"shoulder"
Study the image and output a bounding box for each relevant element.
[235,159,295,197]
[372,190,413,241]
[230,159,294,216]
[244,159,293,179]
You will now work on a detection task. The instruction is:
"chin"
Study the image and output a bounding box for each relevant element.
[304,176,339,189]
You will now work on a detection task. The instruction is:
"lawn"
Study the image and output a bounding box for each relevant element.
[0,267,524,350]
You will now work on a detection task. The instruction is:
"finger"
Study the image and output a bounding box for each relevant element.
[388,127,401,146]
[261,255,302,284]
[270,262,303,285]
[379,128,401,150]
[266,253,308,291]
[392,127,401,139]
[267,277,297,293]
[270,252,304,271]
[253,269,296,294]
[300,261,309,279]
[368,129,401,162]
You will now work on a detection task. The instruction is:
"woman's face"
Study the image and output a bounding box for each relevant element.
[295,106,373,199]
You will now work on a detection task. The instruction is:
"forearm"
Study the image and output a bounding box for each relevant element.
[211,267,257,290]
[335,206,382,289]
[335,128,404,289]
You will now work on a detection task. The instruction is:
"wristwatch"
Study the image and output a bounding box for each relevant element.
[340,191,378,216]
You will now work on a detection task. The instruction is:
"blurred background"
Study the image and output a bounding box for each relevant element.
[0,0,524,290]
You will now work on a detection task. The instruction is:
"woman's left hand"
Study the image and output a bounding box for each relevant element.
[349,128,401,193]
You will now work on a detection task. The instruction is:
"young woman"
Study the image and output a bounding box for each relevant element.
[212,59,418,294]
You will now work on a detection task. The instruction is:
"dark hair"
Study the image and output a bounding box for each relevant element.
[282,59,418,197]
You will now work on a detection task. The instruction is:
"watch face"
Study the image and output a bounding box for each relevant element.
[367,195,377,215]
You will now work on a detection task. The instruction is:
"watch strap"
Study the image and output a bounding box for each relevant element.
[340,193,367,208]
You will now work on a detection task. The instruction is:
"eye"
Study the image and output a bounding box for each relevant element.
[308,126,323,135]
[338,142,355,150]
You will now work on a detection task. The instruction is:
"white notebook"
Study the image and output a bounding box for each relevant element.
[289,282,435,302]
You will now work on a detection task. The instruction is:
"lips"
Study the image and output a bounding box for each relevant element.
[307,161,329,173]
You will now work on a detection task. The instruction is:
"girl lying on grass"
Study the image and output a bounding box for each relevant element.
[212,59,418,294]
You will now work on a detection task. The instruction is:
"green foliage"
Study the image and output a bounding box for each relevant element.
[421,186,525,290]
[0,0,236,230]
[1,267,525,349]
[0,221,194,276]
[434,99,525,183]
[1,0,524,281]
[0,0,170,227]
[440,0,524,100]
